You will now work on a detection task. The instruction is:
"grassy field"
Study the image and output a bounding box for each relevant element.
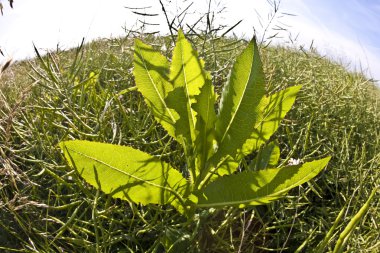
[0,31,379,252]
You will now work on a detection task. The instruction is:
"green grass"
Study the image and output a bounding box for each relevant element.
[0,33,379,252]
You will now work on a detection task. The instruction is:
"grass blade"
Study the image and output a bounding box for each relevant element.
[332,187,378,253]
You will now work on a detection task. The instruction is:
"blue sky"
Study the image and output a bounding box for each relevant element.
[0,0,379,83]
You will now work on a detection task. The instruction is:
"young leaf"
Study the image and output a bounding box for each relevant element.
[60,140,189,210]
[133,39,178,139]
[212,38,266,164]
[240,85,302,157]
[196,157,331,208]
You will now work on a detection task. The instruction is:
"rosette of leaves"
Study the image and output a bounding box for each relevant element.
[60,30,330,216]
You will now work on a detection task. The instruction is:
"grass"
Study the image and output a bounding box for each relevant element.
[0,31,379,252]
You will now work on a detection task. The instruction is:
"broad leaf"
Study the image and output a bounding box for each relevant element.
[196,157,331,208]
[60,140,189,210]
[133,39,178,139]
[213,38,266,165]
[240,85,302,157]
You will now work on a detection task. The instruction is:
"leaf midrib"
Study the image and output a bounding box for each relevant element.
[197,162,324,207]
[219,53,254,144]
[66,146,184,200]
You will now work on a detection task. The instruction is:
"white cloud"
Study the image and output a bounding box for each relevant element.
[1,0,379,84]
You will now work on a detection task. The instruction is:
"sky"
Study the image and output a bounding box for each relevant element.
[0,0,379,84]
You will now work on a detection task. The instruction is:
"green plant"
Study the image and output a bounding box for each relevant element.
[59,31,329,218]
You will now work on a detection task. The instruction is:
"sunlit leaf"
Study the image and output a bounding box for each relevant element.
[167,31,206,146]
[197,157,331,208]
[240,85,302,156]
[212,38,266,165]
[133,39,178,139]
[60,140,189,210]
